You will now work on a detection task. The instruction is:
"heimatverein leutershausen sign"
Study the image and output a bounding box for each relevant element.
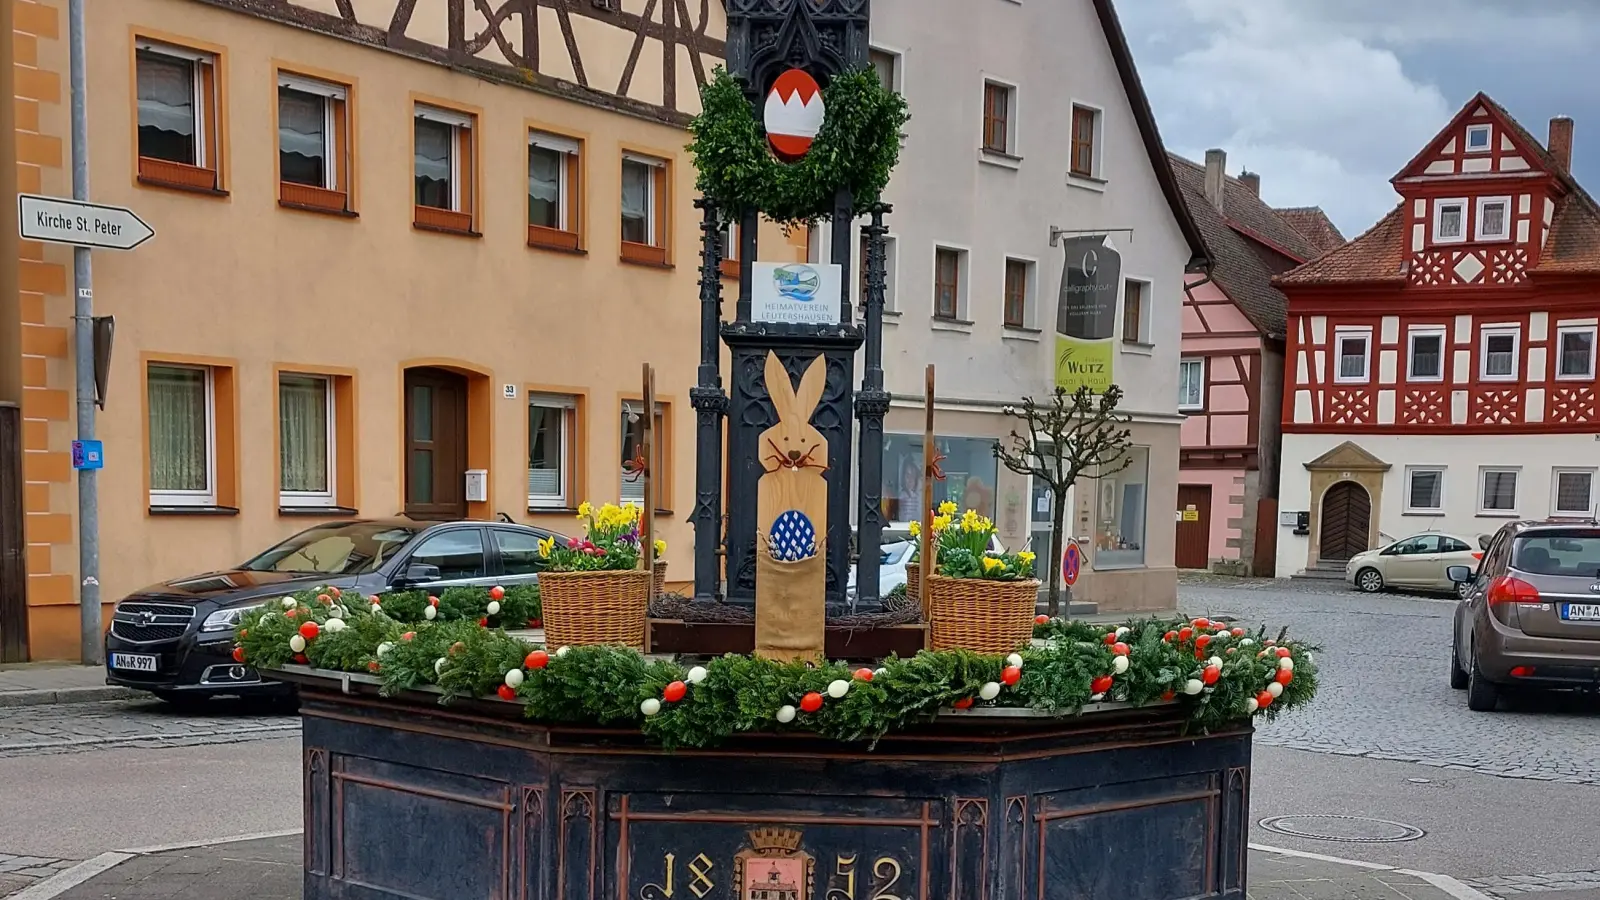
[1054,234,1120,393]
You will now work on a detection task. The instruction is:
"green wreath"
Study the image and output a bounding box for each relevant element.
[688,66,910,227]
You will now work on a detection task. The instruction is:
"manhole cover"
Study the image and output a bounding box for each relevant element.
[1258,814,1425,843]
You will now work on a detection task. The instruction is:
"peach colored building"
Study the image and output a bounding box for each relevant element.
[1171,151,1343,575]
[2,0,803,660]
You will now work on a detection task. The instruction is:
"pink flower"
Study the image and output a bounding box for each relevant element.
[567,537,581,549]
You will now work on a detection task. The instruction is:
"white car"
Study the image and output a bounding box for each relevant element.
[845,532,1009,602]
[1345,532,1486,596]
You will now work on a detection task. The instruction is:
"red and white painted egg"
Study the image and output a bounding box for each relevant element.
[764,68,825,162]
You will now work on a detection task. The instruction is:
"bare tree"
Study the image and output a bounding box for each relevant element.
[995,384,1133,616]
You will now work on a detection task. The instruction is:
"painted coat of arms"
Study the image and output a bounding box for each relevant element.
[734,827,814,900]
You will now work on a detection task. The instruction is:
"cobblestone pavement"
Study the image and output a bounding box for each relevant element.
[1469,871,1600,896]
[0,697,299,760]
[1179,576,1600,786]
[0,853,79,897]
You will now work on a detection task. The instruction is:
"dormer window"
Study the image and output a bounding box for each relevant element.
[1475,196,1511,241]
[1465,124,1492,153]
[1433,198,1467,244]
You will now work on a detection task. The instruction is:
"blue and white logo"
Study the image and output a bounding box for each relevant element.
[772,264,821,302]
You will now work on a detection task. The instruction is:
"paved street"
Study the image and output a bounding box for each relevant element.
[1,580,1597,898]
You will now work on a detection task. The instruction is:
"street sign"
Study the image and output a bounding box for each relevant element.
[1061,540,1083,586]
[71,440,104,470]
[17,193,154,250]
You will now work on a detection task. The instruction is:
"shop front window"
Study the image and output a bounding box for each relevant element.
[881,434,998,524]
[1094,446,1148,569]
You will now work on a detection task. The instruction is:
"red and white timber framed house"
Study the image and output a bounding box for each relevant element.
[1273,93,1600,578]
[1173,151,1345,577]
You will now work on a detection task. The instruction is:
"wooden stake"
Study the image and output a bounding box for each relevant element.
[921,364,936,620]
[641,363,656,599]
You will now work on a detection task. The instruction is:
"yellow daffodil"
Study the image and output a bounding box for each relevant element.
[1017,550,1036,565]
[907,520,921,538]
[538,536,556,558]
[577,501,594,518]
[932,514,952,533]
[654,539,667,555]
[981,556,1004,573]
[938,500,958,516]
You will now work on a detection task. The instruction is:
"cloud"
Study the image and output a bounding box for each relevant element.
[1123,0,1454,235]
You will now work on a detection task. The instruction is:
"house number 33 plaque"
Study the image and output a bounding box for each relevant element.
[635,827,910,899]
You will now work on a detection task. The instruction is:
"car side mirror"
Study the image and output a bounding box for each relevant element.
[397,562,441,586]
[1446,565,1475,585]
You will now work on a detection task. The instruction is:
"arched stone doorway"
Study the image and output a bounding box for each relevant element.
[400,360,493,521]
[1318,481,1371,562]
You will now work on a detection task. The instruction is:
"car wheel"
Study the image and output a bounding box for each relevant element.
[1355,567,1385,593]
[1455,579,1474,600]
[1466,657,1501,712]
[1449,640,1469,690]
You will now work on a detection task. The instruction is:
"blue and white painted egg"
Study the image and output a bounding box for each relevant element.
[769,509,818,561]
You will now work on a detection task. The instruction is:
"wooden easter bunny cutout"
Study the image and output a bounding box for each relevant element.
[754,351,830,662]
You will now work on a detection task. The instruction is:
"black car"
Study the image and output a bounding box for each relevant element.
[104,518,563,705]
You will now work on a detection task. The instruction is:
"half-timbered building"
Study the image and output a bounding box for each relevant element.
[1172,150,1343,576]
[1274,93,1600,578]
[1,0,816,659]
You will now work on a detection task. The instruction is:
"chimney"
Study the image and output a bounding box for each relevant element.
[1204,148,1226,211]
[1549,116,1574,172]
[1239,170,1260,196]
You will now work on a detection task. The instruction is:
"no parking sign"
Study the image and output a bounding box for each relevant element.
[1061,540,1082,586]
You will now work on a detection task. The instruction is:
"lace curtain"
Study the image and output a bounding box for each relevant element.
[414,120,452,207]
[136,52,194,137]
[528,146,561,228]
[278,88,326,185]
[620,160,650,243]
[280,375,329,494]
[148,366,207,493]
[527,404,563,498]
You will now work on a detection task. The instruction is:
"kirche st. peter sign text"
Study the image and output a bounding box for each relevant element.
[17,193,154,251]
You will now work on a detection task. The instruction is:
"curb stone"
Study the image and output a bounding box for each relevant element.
[0,687,141,709]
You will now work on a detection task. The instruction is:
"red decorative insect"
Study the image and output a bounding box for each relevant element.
[622,448,649,483]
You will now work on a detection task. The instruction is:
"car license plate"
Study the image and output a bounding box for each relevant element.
[1559,603,1600,622]
[110,653,157,672]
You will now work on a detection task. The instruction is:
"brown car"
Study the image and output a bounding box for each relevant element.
[1449,520,1600,711]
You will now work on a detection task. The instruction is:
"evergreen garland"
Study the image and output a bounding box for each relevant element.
[688,66,910,227]
[235,589,1317,750]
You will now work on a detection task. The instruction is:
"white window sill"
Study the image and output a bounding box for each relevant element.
[979,150,1023,171]
[1476,511,1520,519]
[1120,341,1155,356]
[1177,404,1203,414]
[1067,173,1107,194]
[1002,327,1041,343]
[1401,510,1445,517]
[931,318,974,334]
[1554,373,1595,382]
[1332,378,1370,386]
[1405,376,1446,384]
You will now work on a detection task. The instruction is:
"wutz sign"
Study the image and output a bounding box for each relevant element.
[751,262,843,325]
[1054,234,1121,393]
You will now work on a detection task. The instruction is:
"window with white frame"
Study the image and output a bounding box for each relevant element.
[1556,325,1597,379]
[414,105,473,212]
[869,49,900,93]
[1553,468,1596,517]
[1070,104,1100,178]
[933,247,968,320]
[619,402,666,506]
[1479,327,1519,380]
[135,40,217,170]
[1465,124,1492,153]
[1475,196,1511,241]
[528,131,580,233]
[1335,329,1371,383]
[982,80,1016,155]
[279,373,334,507]
[1405,467,1445,513]
[1433,198,1467,243]
[621,153,665,248]
[149,364,215,506]
[1407,327,1446,381]
[1177,359,1204,410]
[277,73,347,192]
[1121,279,1151,344]
[528,393,575,508]
[1479,468,1519,514]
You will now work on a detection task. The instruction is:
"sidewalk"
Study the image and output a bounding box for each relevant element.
[13,835,1503,900]
[0,664,138,708]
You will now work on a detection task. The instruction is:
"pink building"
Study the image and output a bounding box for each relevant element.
[1170,151,1345,574]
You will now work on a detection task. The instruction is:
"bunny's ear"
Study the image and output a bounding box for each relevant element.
[793,355,827,416]
[764,352,795,416]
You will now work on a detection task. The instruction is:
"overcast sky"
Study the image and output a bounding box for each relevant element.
[1118,0,1599,238]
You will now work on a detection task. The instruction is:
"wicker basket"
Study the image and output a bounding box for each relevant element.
[537,569,651,649]
[652,560,667,596]
[926,575,1040,654]
[904,562,921,604]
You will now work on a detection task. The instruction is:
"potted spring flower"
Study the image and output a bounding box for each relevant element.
[652,538,668,597]
[903,501,956,606]
[536,502,650,649]
[926,506,1039,653]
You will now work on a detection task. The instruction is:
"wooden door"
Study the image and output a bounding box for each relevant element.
[0,404,27,662]
[1318,481,1371,562]
[1175,484,1212,570]
[405,368,468,520]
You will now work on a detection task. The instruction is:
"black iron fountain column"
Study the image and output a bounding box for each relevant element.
[690,198,729,602]
[854,204,891,609]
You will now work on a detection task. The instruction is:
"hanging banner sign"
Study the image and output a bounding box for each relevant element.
[1054,235,1120,394]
